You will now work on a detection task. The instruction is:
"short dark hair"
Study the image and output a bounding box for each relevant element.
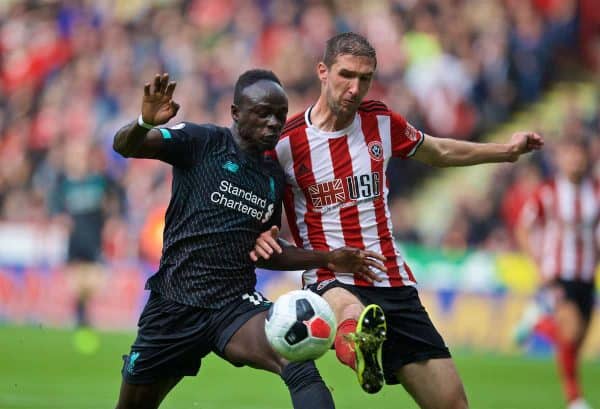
[233,69,282,105]
[323,32,377,68]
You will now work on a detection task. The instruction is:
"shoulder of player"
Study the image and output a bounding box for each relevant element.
[162,121,223,137]
[358,100,391,115]
[280,112,307,139]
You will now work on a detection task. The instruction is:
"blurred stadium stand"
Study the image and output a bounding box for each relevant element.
[0,0,598,356]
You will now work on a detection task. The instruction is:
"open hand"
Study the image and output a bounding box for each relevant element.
[141,73,180,126]
[327,247,387,283]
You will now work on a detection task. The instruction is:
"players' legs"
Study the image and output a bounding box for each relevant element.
[321,286,386,393]
[115,377,182,409]
[223,311,335,409]
[322,286,365,323]
[395,358,468,409]
[553,298,589,405]
[223,311,287,373]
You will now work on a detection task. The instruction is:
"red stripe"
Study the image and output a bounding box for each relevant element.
[289,128,334,282]
[574,184,583,280]
[403,262,417,283]
[553,183,562,280]
[328,136,370,286]
[360,111,405,286]
[359,100,388,111]
[282,116,305,135]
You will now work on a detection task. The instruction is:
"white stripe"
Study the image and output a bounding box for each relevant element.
[581,180,598,281]
[540,186,557,279]
[558,178,576,279]
[275,137,294,185]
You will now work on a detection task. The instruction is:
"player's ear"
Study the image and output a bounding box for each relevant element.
[231,104,239,122]
[317,62,328,83]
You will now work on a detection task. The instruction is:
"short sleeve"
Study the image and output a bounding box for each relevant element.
[154,122,214,168]
[390,112,425,158]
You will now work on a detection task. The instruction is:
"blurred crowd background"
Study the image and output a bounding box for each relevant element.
[0,0,599,331]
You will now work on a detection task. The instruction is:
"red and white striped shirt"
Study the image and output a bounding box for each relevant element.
[519,176,600,283]
[274,100,424,287]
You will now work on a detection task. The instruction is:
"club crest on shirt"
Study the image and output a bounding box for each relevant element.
[367,141,384,161]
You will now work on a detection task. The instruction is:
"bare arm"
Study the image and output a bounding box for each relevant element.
[113,73,180,159]
[412,131,544,167]
[252,226,386,282]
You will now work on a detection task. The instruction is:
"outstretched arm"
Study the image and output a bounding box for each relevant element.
[251,226,386,283]
[412,131,544,167]
[113,73,180,159]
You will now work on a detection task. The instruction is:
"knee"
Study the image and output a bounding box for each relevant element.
[322,288,364,322]
[341,302,363,322]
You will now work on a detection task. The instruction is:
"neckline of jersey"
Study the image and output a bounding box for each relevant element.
[226,127,266,165]
[304,105,360,138]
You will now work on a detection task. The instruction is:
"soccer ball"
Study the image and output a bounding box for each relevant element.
[265,290,337,362]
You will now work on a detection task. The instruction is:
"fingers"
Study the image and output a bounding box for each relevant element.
[356,267,382,283]
[253,243,273,260]
[165,81,177,97]
[527,133,544,150]
[249,250,258,262]
[361,250,387,263]
[151,73,174,95]
[363,258,387,273]
[269,225,280,239]
[153,74,162,94]
[144,83,151,97]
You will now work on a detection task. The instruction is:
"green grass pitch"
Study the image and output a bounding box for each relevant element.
[1,325,598,409]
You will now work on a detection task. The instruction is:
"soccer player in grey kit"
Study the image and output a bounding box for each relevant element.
[112,70,387,409]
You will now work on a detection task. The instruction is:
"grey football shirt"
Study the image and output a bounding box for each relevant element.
[145,122,284,308]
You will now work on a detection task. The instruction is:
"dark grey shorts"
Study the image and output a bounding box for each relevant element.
[306,280,451,385]
[121,290,271,384]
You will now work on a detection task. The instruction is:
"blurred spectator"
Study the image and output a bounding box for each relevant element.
[0,0,590,275]
[514,135,597,409]
[48,140,124,327]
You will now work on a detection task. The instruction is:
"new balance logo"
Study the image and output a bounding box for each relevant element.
[223,161,239,173]
[297,163,311,177]
[242,292,266,306]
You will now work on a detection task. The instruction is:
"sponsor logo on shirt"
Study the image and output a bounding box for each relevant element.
[307,172,381,212]
[211,180,274,222]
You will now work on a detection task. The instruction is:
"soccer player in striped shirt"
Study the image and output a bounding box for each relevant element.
[515,136,597,409]
[112,69,387,409]
[252,32,543,407]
